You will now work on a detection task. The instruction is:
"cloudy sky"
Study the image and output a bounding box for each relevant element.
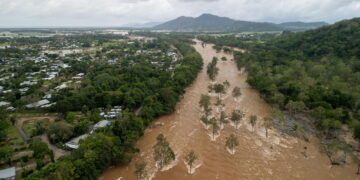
[0,0,360,27]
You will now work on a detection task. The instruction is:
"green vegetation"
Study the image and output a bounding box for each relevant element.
[185,150,197,174]
[207,57,219,80]
[134,162,148,180]
[153,134,175,170]
[200,18,360,141]
[24,33,202,179]
[225,134,238,154]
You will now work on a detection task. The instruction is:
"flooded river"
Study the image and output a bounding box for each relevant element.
[101,40,358,180]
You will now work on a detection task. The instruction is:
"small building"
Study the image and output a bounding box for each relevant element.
[0,167,16,180]
[25,99,50,108]
[0,101,10,107]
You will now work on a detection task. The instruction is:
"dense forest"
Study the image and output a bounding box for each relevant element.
[200,18,360,139]
[26,34,203,179]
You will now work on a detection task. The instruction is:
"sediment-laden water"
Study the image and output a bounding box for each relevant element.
[101,40,358,180]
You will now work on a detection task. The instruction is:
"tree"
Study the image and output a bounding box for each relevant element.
[223,80,230,89]
[219,111,228,127]
[65,112,76,123]
[285,100,306,116]
[263,117,273,138]
[0,121,10,142]
[47,122,74,143]
[134,162,148,180]
[207,57,219,80]
[250,115,257,131]
[89,109,101,122]
[225,134,239,154]
[231,110,244,129]
[29,141,52,160]
[213,83,225,99]
[209,117,220,140]
[353,155,360,175]
[0,106,8,121]
[0,145,14,165]
[81,105,89,115]
[201,116,210,128]
[33,121,45,136]
[232,86,241,97]
[199,94,211,113]
[185,150,198,174]
[153,134,175,170]
[221,57,227,61]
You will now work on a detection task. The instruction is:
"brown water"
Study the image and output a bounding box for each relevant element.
[101,40,358,180]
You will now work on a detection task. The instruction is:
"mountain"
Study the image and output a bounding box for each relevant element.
[154,14,328,32]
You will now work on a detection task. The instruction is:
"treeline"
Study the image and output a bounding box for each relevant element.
[198,33,279,50]
[26,34,203,179]
[201,18,360,139]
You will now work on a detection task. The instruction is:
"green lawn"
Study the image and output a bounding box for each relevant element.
[7,125,23,144]
[0,42,10,47]
[23,122,35,137]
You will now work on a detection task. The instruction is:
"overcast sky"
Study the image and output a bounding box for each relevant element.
[0,0,360,27]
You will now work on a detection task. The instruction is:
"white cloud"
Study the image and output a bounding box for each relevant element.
[0,0,359,27]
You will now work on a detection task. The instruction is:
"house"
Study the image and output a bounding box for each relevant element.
[0,167,16,180]
[25,99,50,108]
[65,134,89,150]
[0,101,10,107]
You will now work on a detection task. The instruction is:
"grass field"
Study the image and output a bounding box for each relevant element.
[7,125,23,144]
[23,121,35,137]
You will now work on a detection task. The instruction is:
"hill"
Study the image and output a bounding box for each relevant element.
[232,17,360,139]
[154,14,328,32]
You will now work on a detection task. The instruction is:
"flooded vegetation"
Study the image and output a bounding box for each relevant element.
[101,40,359,180]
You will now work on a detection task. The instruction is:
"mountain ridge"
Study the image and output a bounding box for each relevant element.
[154,14,328,32]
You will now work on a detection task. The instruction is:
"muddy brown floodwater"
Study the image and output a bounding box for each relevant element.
[101,40,359,180]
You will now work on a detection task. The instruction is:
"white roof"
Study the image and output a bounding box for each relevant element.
[26,99,50,108]
[0,167,15,179]
[0,101,10,107]
[65,134,89,149]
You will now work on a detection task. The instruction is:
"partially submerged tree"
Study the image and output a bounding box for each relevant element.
[250,115,257,131]
[209,117,220,140]
[232,86,241,97]
[199,94,212,117]
[134,162,148,180]
[231,110,244,129]
[185,150,198,174]
[213,83,225,99]
[263,117,273,138]
[201,116,210,128]
[219,111,228,127]
[207,57,219,81]
[223,80,230,89]
[225,134,239,154]
[153,134,175,170]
